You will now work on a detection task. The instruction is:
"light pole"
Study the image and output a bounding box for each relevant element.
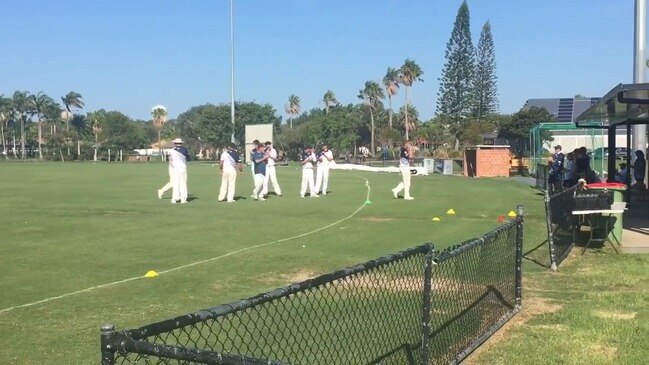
[633,0,647,159]
[230,0,236,144]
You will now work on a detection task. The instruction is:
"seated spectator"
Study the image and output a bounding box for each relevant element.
[615,163,629,184]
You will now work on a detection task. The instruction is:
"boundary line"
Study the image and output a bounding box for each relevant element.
[0,176,371,314]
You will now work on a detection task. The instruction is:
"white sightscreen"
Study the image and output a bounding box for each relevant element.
[244,124,273,163]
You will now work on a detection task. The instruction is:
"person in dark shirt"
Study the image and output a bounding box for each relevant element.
[548,145,564,192]
[251,142,268,201]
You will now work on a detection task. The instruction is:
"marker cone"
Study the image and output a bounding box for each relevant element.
[508,211,517,218]
[432,217,441,221]
[447,209,456,215]
[497,215,505,223]
[144,270,159,278]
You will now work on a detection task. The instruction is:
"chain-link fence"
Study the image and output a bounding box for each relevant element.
[545,182,584,271]
[101,210,524,365]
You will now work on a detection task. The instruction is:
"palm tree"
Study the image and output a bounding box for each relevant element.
[151,105,168,160]
[61,91,84,156]
[358,81,385,156]
[323,90,338,115]
[285,95,301,129]
[12,91,34,159]
[28,92,57,160]
[90,113,103,161]
[61,91,84,133]
[398,59,424,141]
[0,95,13,157]
[382,67,400,129]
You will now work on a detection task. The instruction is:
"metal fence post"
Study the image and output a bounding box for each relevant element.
[515,205,524,307]
[101,323,117,365]
[421,243,434,365]
[544,190,558,272]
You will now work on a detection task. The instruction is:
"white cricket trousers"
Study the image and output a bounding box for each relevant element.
[218,170,237,202]
[393,166,412,199]
[314,165,330,194]
[261,166,282,196]
[252,173,265,199]
[159,166,173,195]
[300,168,316,196]
[171,168,188,202]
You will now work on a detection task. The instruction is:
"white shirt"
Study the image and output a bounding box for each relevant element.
[220,150,238,172]
[318,150,334,166]
[169,149,187,170]
[302,152,316,169]
[266,147,277,167]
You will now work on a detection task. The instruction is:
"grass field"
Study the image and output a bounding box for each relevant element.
[0,161,646,364]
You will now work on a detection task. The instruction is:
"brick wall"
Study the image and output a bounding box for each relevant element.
[476,149,510,177]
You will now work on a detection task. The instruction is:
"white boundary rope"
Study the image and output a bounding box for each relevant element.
[0,176,371,314]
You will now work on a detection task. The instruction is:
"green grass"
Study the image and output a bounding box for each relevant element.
[0,161,646,364]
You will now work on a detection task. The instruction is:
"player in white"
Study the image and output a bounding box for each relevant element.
[218,143,242,203]
[300,145,319,198]
[168,138,190,204]
[261,141,282,198]
[391,140,414,200]
[314,144,334,195]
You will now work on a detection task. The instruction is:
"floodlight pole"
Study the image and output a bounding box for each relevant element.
[230,0,236,144]
[633,0,647,158]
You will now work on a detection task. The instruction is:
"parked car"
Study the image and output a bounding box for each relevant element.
[588,147,628,160]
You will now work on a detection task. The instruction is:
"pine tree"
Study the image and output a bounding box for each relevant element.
[436,0,475,148]
[472,21,498,119]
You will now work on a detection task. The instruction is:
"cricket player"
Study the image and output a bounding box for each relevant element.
[391,140,414,200]
[261,141,282,198]
[300,145,319,198]
[250,139,260,180]
[314,144,334,195]
[218,143,242,203]
[251,142,268,201]
[169,138,190,204]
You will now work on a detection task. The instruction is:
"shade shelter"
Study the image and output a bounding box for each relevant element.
[575,83,649,217]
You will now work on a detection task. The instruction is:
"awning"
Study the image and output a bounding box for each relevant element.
[575,83,649,128]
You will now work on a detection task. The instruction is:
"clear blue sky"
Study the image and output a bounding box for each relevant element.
[0,0,640,122]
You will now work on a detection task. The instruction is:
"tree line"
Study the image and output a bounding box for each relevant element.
[0,1,553,161]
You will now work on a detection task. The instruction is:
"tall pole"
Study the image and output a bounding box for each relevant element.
[633,0,647,159]
[230,0,236,144]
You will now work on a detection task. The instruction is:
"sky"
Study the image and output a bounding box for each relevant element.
[0,0,641,122]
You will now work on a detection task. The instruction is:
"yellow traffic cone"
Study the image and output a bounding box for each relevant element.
[144,270,159,278]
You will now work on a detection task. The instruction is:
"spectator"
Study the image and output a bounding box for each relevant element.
[633,150,646,189]
[615,163,629,184]
[562,152,576,187]
[548,145,564,192]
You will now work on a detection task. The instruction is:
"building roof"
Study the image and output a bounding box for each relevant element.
[524,97,599,122]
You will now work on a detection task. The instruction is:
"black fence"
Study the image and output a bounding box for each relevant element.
[101,209,524,365]
[545,182,584,271]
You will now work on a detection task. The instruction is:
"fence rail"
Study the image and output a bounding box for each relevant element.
[101,208,524,365]
[545,182,584,271]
